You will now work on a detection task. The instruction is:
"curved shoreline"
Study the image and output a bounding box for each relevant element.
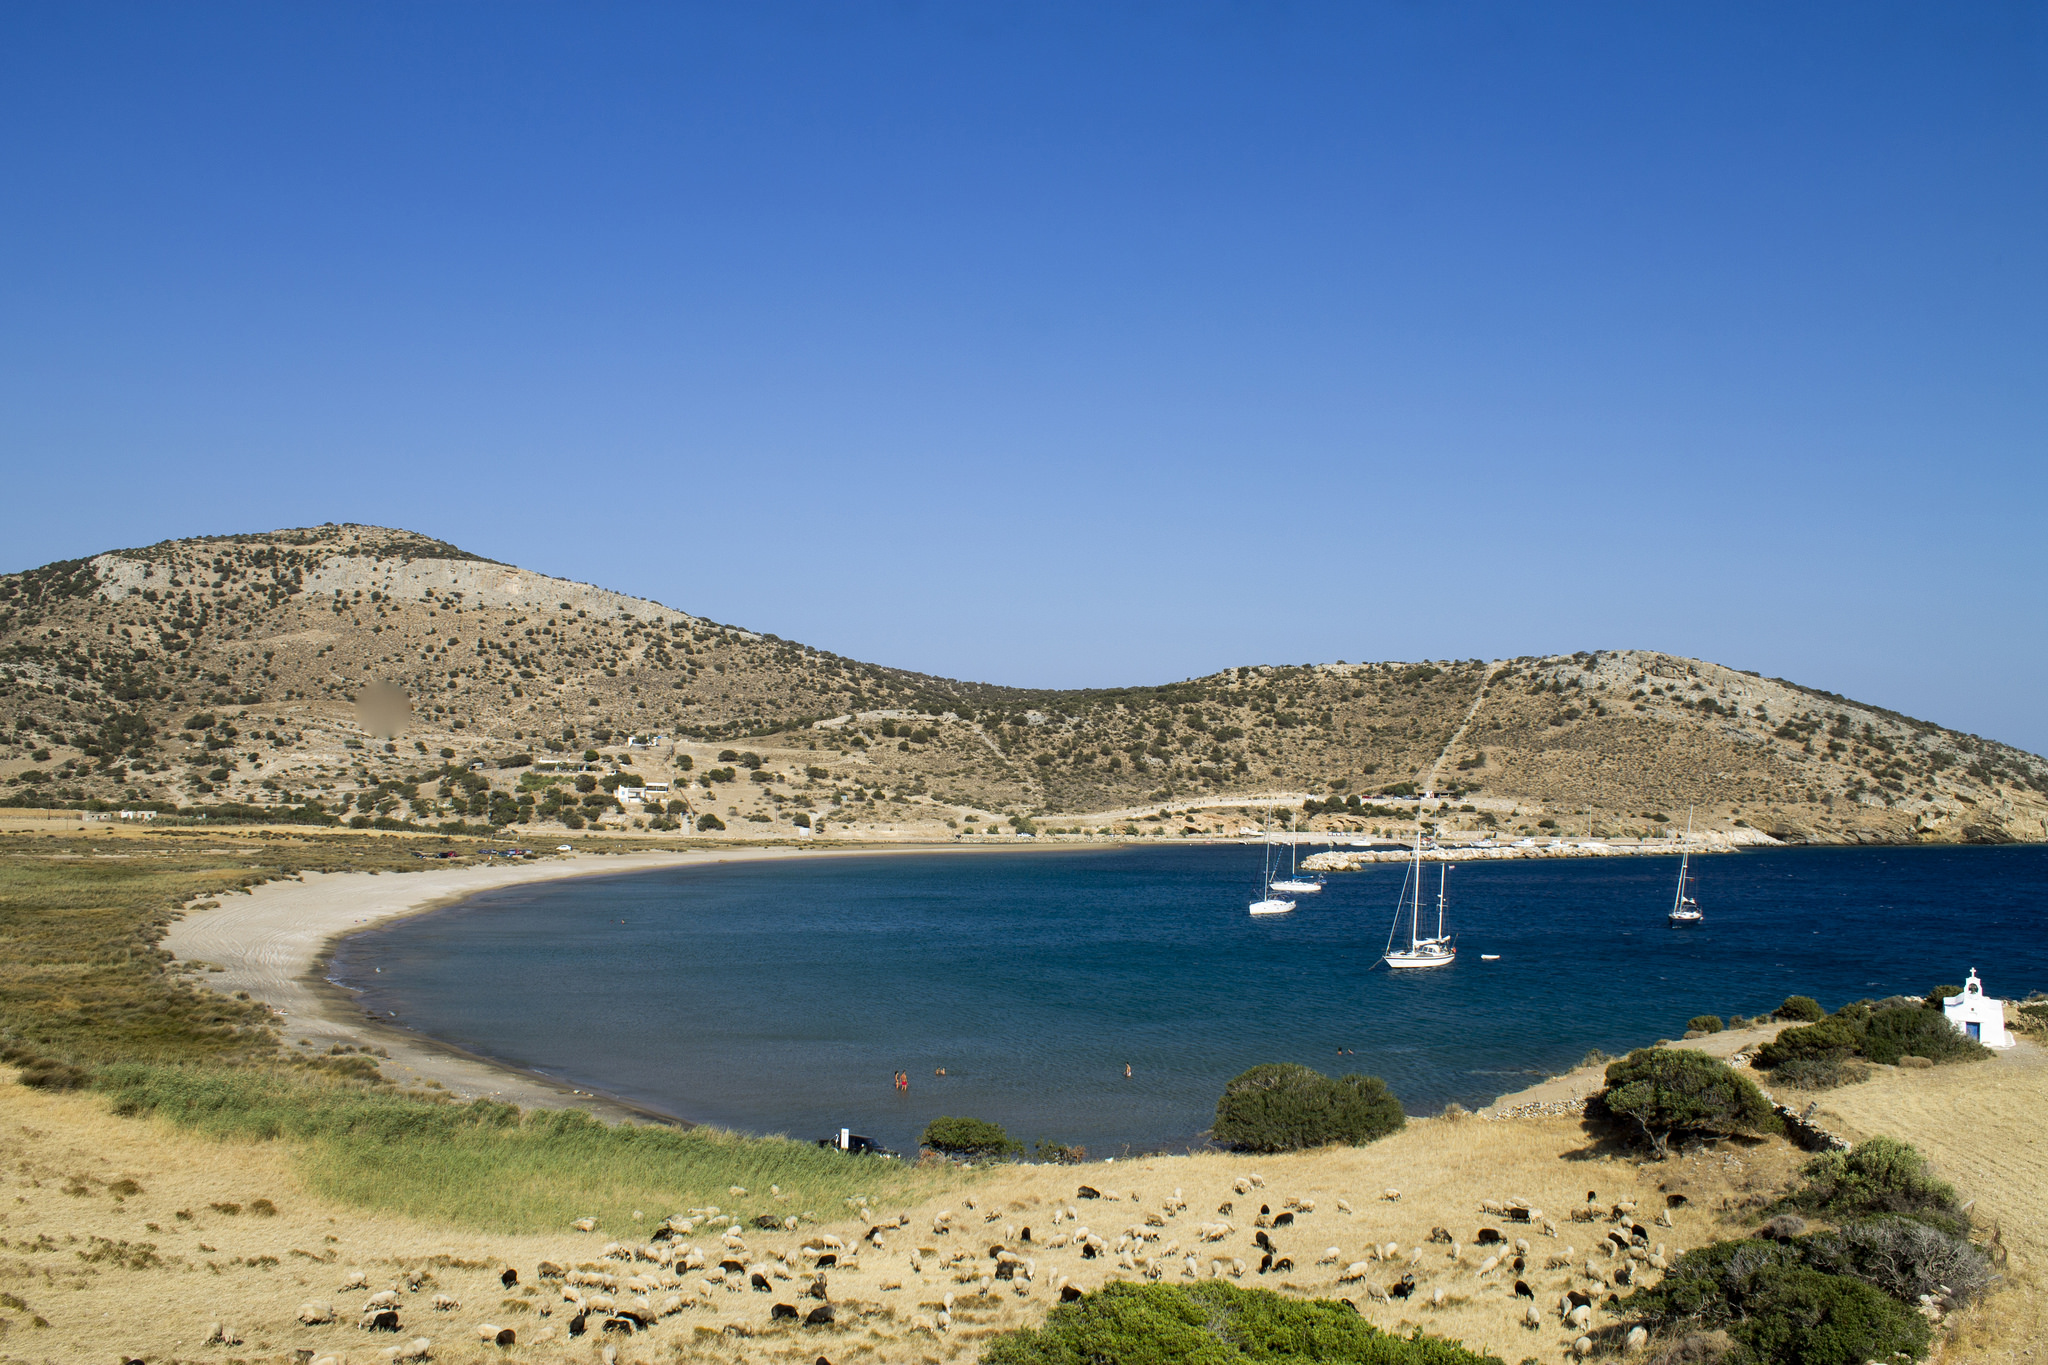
[161,841,1105,1123]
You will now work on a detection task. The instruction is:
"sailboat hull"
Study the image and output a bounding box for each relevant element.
[1384,948,1456,969]
[1250,898,1296,916]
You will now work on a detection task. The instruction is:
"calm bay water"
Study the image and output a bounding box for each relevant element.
[330,844,2048,1155]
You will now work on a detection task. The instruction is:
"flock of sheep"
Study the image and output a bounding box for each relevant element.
[245,1177,1683,1359]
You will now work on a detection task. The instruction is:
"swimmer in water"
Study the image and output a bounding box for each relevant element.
[1124,1064,1132,1078]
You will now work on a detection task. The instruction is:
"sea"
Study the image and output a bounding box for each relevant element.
[328,843,2048,1157]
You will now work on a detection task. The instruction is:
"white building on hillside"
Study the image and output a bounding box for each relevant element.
[1942,970,2016,1049]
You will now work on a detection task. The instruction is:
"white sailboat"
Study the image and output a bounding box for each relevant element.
[1267,813,1325,895]
[1249,807,1296,916]
[1668,808,1703,925]
[1383,818,1455,969]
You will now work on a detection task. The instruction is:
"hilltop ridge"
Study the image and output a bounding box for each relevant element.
[3,524,2044,845]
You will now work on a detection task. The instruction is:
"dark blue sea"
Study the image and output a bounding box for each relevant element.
[329,844,2048,1156]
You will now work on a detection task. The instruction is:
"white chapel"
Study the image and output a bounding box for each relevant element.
[1942,970,2016,1049]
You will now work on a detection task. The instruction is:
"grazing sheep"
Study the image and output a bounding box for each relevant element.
[360,1309,401,1333]
[341,1270,370,1291]
[1431,1288,1446,1308]
[203,1322,240,1345]
[1337,1261,1373,1283]
[1514,1279,1534,1299]
[573,1218,598,1232]
[1389,1274,1416,1300]
[431,1294,459,1312]
[366,1290,401,1310]
[1230,1258,1245,1278]
[1569,1303,1592,1330]
[1428,1226,1454,1244]
[1477,1254,1499,1277]
[1363,1281,1391,1303]
[771,1303,800,1321]
[1318,1247,1342,1266]
[1336,1199,1354,1215]
[1381,1188,1400,1202]
[300,1302,338,1324]
[1272,1212,1295,1228]
[1233,1177,1253,1195]
[1523,1303,1543,1327]
[1480,1199,1506,1215]
[1542,1220,1558,1238]
[1574,1336,1594,1358]
[1476,1228,1505,1246]
[1626,1325,1649,1351]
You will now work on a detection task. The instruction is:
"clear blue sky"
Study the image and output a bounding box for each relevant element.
[4,4,2044,752]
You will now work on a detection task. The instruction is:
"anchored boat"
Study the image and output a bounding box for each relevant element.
[1383,821,1455,969]
[1668,808,1703,925]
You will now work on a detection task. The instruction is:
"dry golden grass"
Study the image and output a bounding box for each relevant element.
[1,1062,1800,1365]
[5,1035,2042,1361]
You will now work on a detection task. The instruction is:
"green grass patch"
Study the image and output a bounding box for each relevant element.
[95,1062,950,1234]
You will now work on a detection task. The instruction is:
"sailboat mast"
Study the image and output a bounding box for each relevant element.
[1410,815,1423,951]
[1436,863,1447,941]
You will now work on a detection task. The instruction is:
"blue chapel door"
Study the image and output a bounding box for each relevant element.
[1967,1022,1981,1040]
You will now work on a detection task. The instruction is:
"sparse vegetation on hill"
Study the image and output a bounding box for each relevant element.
[3,523,2044,844]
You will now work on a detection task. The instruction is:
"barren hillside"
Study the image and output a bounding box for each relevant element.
[2,525,2043,844]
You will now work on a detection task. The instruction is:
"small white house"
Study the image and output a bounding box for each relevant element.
[1942,970,2016,1049]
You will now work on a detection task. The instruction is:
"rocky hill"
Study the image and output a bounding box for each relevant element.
[3,524,2044,845]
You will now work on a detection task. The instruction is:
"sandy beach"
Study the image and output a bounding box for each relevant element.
[159,840,1089,1122]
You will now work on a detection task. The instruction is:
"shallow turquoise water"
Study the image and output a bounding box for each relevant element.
[330,843,2048,1154]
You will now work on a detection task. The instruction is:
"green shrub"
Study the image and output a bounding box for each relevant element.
[1804,1215,1992,1307]
[1923,984,1963,1009]
[981,1280,1505,1365]
[1769,1056,1870,1091]
[922,1116,1021,1159]
[1627,1241,1930,1365]
[1595,1048,1778,1157]
[1730,1263,1930,1365]
[695,814,724,831]
[1859,1006,1990,1066]
[1211,1064,1405,1154]
[1754,1016,1864,1070]
[1687,1015,1725,1034]
[1775,995,1826,1022]
[1778,1137,1967,1234]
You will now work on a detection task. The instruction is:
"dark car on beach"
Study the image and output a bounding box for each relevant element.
[816,1129,898,1157]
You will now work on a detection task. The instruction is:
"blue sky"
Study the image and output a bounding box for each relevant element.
[3,3,2044,751]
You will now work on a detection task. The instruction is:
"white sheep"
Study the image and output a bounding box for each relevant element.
[1336,1199,1355,1215]
[298,1302,337,1325]
[1382,1188,1401,1202]
[430,1294,459,1311]
[1317,1246,1341,1266]
[1337,1261,1373,1283]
